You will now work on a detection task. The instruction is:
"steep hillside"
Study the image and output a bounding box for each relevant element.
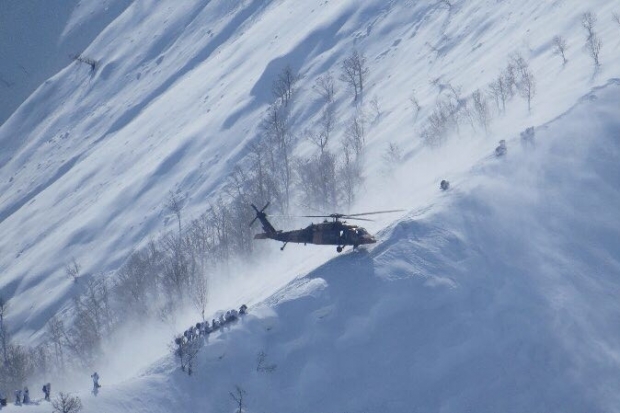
[0,0,133,125]
[0,0,619,410]
[78,79,620,413]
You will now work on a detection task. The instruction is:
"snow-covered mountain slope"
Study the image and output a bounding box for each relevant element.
[75,79,620,413]
[2,0,618,338]
[0,0,133,125]
[1,0,620,410]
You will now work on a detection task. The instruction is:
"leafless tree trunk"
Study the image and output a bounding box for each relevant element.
[160,231,191,301]
[510,54,536,112]
[256,351,277,373]
[173,335,201,375]
[272,65,299,107]
[582,12,597,39]
[65,258,81,283]
[190,273,208,321]
[344,112,366,159]
[339,49,369,102]
[471,89,490,131]
[47,316,66,372]
[260,104,293,213]
[410,91,421,122]
[165,191,184,236]
[229,385,247,413]
[488,76,509,114]
[73,54,97,72]
[586,32,602,67]
[313,72,336,104]
[0,296,8,365]
[581,11,602,67]
[552,35,568,65]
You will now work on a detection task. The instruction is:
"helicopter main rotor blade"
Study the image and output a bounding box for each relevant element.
[343,209,404,217]
[345,217,374,222]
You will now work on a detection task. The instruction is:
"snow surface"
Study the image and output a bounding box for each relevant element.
[1,0,620,411]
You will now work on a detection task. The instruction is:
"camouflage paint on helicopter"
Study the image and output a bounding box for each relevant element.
[250,203,401,253]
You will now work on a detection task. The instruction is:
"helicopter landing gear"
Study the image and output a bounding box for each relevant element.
[336,246,343,253]
[281,242,288,251]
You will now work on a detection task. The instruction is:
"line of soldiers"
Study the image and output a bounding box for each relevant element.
[2,383,50,406]
[177,304,248,346]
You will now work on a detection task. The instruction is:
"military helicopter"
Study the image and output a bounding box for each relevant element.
[250,203,402,253]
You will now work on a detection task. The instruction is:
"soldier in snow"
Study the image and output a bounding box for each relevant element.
[42,383,51,401]
[495,140,507,157]
[91,372,101,395]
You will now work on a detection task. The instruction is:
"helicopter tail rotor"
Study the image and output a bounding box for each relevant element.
[249,202,277,236]
[249,202,270,227]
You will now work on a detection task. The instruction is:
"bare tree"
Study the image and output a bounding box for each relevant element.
[410,90,421,122]
[488,76,509,114]
[502,62,518,98]
[313,71,336,104]
[73,54,97,72]
[165,191,185,236]
[382,142,403,177]
[581,12,597,40]
[339,49,369,102]
[307,105,335,153]
[65,258,81,283]
[260,103,293,213]
[160,232,191,302]
[369,95,382,121]
[190,273,208,321]
[581,11,602,67]
[343,112,366,159]
[552,35,568,65]
[256,351,277,373]
[339,138,363,210]
[511,54,536,112]
[229,385,247,413]
[296,149,338,211]
[81,278,114,336]
[471,89,490,131]
[298,105,339,211]
[46,316,66,372]
[115,247,161,317]
[0,343,33,395]
[52,392,83,413]
[0,295,8,365]
[172,335,201,375]
[586,32,602,67]
[272,65,299,107]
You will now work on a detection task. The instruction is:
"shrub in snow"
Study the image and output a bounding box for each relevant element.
[52,392,82,413]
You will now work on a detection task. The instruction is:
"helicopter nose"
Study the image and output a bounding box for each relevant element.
[364,234,377,244]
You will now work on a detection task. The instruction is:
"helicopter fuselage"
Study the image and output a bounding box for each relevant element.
[250,203,390,253]
[254,220,376,248]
